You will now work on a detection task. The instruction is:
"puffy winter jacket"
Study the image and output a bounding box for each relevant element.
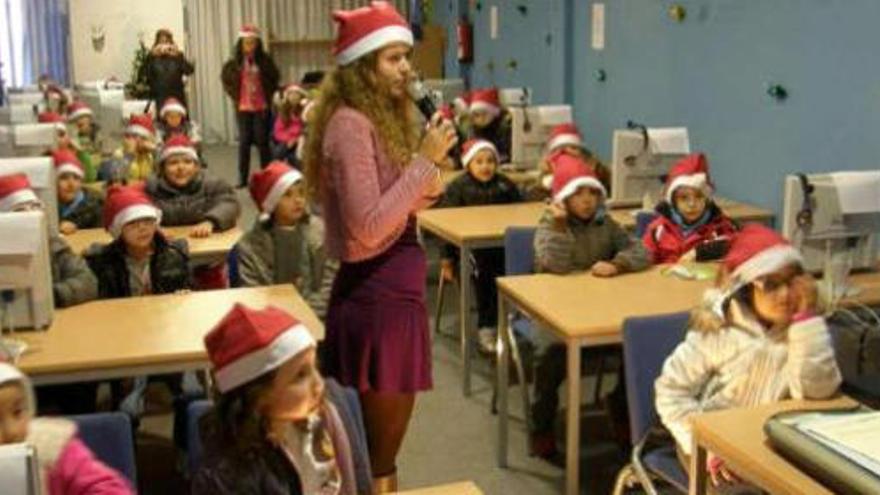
[51,234,98,308]
[84,234,191,298]
[59,189,103,230]
[145,171,240,231]
[642,202,739,264]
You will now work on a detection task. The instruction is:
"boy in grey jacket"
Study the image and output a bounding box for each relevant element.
[236,161,337,320]
[530,154,649,459]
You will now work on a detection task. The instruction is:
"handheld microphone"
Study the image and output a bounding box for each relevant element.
[407,79,438,122]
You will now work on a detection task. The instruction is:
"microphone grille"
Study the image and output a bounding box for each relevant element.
[407,79,428,101]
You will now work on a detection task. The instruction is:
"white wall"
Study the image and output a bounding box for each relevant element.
[68,0,185,84]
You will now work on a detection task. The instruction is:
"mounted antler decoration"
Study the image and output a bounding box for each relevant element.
[90,25,106,52]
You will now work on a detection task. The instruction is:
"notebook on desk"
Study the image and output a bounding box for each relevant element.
[765,405,880,494]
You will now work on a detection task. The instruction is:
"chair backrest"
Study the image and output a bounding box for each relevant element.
[622,311,691,445]
[186,399,214,475]
[634,211,657,239]
[69,412,137,484]
[504,226,537,276]
[227,245,241,288]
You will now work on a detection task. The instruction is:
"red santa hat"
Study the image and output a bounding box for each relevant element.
[159,97,187,118]
[37,111,67,131]
[159,135,200,164]
[469,88,501,117]
[0,363,35,416]
[0,173,40,212]
[550,152,606,203]
[437,104,454,121]
[665,153,714,204]
[67,101,93,122]
[332,1,413,66]
[452,92,470,115]
[461,139,498,167]
[52,149,84,179]
[249,161,303,220]
[125,114,155,139]
[722,224,803,293]
[547,123,584,153]
[103,186,162,238]
[204,303,316,393]
[238,24,261,39]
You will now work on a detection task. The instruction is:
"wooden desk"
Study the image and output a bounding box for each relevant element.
[395,481,483,494]
[417,200,774,396]
[494,269,880,495]
[64,225,243,261]
[689,398,858,495]
[15,285,323,385]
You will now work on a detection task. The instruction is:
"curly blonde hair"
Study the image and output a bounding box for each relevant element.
[303,52,418,200]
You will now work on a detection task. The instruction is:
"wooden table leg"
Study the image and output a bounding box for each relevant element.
[565,340,581,495]
[460,245,473,397]
[496,293,509,468]
[689,438,708,495]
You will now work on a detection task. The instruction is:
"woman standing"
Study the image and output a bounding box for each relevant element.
[144,29,194,111]
[221,25,280,188]
[304,3,456,491]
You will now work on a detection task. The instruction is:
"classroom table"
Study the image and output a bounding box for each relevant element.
[395,481,483,494]
[689,398,858,495]
[64,225,243,261]
[417,199,774,396]
[15,284,322,386]
[494,268,880,495]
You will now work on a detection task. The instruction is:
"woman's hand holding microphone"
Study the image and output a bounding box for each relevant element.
[419,112,458,196]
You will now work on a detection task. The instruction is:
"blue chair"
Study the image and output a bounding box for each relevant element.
[186,399,213,475]
[612,311,691,495]
[634,211,657,239]
[69,412,137,484]
[227,246,242,288]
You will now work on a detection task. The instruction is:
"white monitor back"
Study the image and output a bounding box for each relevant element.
[122,100,154,119]
[609,128,690,207]
[90,88,125,139]
[0,157,58,232]
[423,78,465,105]
[499,87,532,107]
[782,173,880,273]
[0,211,54,330]
[0,104,38,125]
[509,105,573,169]
[12,124,58,148]
[0,443,41,495]
[7,92,43,106]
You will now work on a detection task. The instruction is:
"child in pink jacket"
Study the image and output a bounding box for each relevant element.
[0,362,133,495]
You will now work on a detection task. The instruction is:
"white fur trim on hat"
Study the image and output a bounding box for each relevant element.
[666,172,711,203]
[109,204,162,238]
[336,25,413,65]
[554,177,607,203]
[238,29,260,39]
[0,363,35,415]
[547,134,583,153]
[160,146,199,163]
[126,125,153,139]
[461,141,498,166]
[160,102,187,117]
[214,323,316,393]
[0,189,40,212]
[730,244,803,287]
[470,101,501,117]
[56,163,84,179]
[67,107,93,122]
[261,169,303,217]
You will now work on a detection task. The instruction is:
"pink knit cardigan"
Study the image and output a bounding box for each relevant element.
[321,106,438,262]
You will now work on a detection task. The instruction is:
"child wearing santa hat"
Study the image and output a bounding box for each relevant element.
[530,154,649,459]
[272,83,309,167]
[467,87,512,163]
[0,173,98,309]
[144,135,239,239]
[642,153,739,264]
[438,139,522,352]
[656,223,841,486]
[106,114,158,184]
[0,363,133,494]
[156,97,202,151]
[221,24,281,188]
[54,149,103,234]
[531,123,610,200]
[67,100,103,182]
[236,161,338,320]
[192,303,357,495]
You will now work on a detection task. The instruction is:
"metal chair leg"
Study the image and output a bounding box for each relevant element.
[594,354,606,405]
[434,274,446,336]
[508,317,531,430]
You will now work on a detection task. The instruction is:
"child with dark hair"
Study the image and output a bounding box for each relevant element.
[67,101,103,182]
[466,88,511,163]
[53,148,103,234]
[157,97,202,151]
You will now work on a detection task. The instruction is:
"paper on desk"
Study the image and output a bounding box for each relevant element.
[831,171,880,214]
[798,411,880,475]
[647,127,690,155]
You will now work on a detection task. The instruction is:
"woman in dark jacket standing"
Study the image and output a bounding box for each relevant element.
[221,24,281,188]
[145,29,194,111]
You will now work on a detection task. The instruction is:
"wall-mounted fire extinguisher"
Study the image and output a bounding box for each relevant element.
[456,16,473,64]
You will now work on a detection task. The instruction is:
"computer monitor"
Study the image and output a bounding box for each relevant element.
[0,443,41,494]
[609,127,690,208]
[7,91,43,106]
[782,172,880,276]
[508,104,573,169]
[499,87,532,108]
[11,124,58,148]
[0,104,38,125]
[423,78,465,105]
[0,211,54,331]
[122,100,154,119]
[0,157,58,232]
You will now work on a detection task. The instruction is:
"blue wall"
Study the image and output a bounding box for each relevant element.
[436,0,880,217]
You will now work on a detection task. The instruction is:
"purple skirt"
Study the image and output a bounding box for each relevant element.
[323,219,432,393]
